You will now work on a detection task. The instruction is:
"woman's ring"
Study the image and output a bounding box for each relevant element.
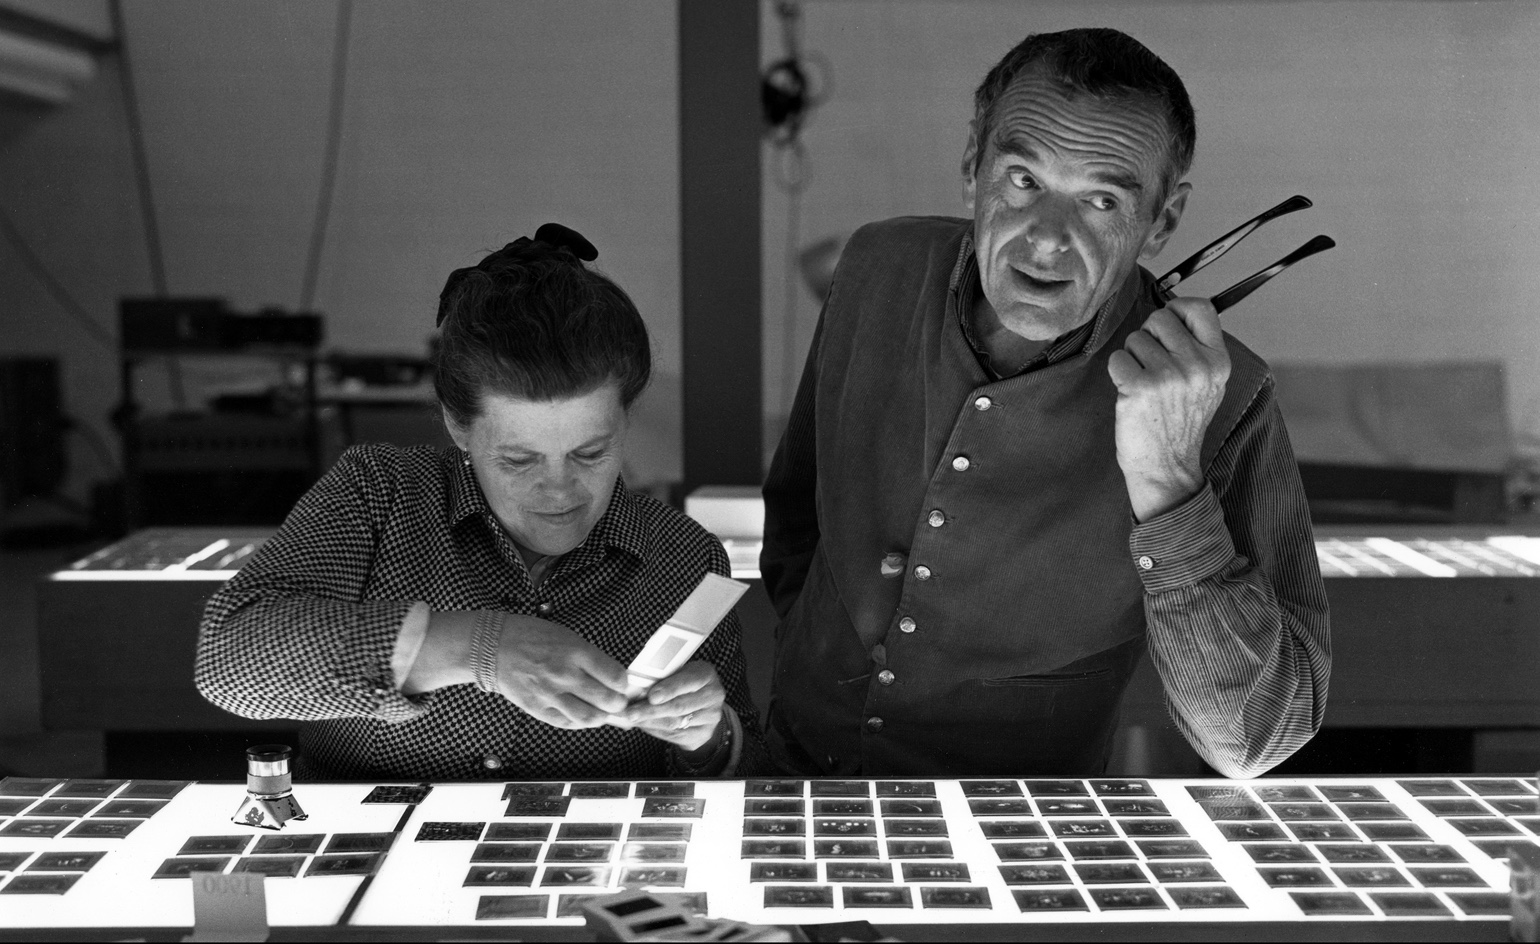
[674,713,693,731]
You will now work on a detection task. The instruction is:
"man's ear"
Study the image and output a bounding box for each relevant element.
[960,120,980,214]
[1139,181,1191,261]
[443,409,470,453]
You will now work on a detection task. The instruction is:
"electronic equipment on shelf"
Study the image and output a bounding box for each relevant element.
[119,299,323,354]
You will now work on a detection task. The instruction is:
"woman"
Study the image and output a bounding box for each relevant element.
[196,224,766,780]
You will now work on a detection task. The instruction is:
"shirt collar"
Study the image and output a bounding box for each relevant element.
[446,450,648,561]
[950,227,1144,364]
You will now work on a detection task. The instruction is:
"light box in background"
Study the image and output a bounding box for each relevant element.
[1271,362,1511,474]
[684,486,763,581]
[1272,362,1512,524]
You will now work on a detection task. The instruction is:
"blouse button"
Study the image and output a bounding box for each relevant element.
[537,601,554,615]
[1137,555,1155,571]
[482,754,503,771]
[866,716,885,732]
[974,396,992,411]
[927,509,945,528]
[877,670,895,686]
[898,617,916,634]
[951,455,971,472]
[913,565,932,581]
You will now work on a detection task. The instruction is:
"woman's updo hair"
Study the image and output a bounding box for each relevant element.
[433,223,651,429]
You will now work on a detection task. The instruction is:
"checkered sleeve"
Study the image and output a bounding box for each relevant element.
[195,447,431,724]
[667,537,771,777]
[1132,380,1331,779]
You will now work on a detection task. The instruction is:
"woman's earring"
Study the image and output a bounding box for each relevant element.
[462,451,472,467]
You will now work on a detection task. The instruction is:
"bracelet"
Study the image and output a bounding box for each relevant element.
[470,611,503,694]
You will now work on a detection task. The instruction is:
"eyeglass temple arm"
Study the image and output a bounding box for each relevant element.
[1211,234,1336,315]
[1156,194,1312,297]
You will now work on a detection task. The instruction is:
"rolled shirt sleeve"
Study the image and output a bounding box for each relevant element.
[195,449,434,724]
[391,601,433,691]
[1129,382,1331,779]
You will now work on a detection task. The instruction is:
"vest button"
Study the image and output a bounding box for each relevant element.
[898,617,916,633]
[482,754,503,771]
[1137,555,1155,571]
[951,455,971,472]
[913,565,932,580]
[866,717,885,732]
[927,509,945,528]
[877,670,895,686]
[974,396,992,411]
[537,601,554,615]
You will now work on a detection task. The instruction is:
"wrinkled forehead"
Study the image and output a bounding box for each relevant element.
[984,70,1174,199]
[471,385,627,448]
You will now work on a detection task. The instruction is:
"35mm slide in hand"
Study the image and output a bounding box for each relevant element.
[625,573,749,701]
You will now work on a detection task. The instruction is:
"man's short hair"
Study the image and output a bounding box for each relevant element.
[972,28,1196,215]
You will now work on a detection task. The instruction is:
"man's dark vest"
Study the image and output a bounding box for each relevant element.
[769,216,1271,776]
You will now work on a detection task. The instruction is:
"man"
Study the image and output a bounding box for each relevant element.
[761,28,1329,779]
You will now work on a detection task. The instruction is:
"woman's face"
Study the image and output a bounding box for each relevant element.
[448,383,628,558]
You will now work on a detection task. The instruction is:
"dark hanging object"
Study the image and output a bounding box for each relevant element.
[436,223,598,326]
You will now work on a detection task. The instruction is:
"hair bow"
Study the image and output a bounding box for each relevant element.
[435,223,599,326]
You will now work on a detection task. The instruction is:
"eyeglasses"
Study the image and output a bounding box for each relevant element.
[1156,194,1335,314]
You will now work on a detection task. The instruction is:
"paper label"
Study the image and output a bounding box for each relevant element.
[188,869,268,942]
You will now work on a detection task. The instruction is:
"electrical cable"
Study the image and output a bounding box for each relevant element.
[0,203,116,351]
[762,0,829,421]
[108,0,167,298]
[65,415,122,476]
[298,0,354,314]
[110,0,185,407]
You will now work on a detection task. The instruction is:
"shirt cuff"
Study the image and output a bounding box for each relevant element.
[390,601,433,691]
[673,706,743,778]
[720,706,745,777]
[1128,484,1237,593]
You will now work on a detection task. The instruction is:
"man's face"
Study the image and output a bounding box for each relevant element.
[448,384,628,558]
[964,68,1188,339]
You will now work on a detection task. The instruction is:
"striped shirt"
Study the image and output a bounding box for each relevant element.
[763,219,1329,779]
[196,444,768,781]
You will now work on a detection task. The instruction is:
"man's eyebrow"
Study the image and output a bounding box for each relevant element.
[1089,168,1144,196]
[991,132,1146,196]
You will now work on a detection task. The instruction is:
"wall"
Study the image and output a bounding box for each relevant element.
[761,0,1540,467]
[0,0,111,40]
[0,0,683,500]
[8,1,1538,500]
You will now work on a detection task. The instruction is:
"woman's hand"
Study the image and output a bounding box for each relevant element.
[493,615,630,729]
[621,661,726,752]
